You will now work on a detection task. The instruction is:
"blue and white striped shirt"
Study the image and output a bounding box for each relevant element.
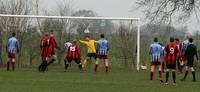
[7,37,19,53]
[149,43,162,62]
[97,38,109,55]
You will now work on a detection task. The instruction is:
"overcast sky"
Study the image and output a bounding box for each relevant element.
[40,0,199,33]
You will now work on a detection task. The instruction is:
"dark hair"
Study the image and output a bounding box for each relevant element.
[175,38,179,42]
[189,38,193,43]
[12,32,16,37]
[100,34,105,38]
[154,37,158,42]
[170,37,174,42]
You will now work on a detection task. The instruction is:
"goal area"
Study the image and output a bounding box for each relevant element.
[0,14,140,70]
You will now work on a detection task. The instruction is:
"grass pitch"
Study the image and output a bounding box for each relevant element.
[0,66,199,92]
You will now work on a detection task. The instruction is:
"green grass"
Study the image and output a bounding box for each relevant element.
[0,65,199,92]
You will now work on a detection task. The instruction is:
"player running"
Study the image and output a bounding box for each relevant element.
[46,31,60,68]
[181,38,199,82]
[149,37,163,83]
[95,34,109,72]
[38,32,49,72]
[164,37,178,85]
[64,40,82,72]
[6,32,19,71]
[79,36,97,68]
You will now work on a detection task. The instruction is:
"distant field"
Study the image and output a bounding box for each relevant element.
[0,65,199,92]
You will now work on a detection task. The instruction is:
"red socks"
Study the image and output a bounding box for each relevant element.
[11,62,15,71]
[150,72,153,80]
[105,66,108,72]
[94,64,98,72]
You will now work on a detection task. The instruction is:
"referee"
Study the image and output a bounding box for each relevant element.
[181,38,199,82]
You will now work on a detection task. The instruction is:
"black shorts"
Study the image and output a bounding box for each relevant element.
[87,53,96,59]
[186,60,194,67]
[67,58,81,64]
[166,64,176,69]
[150,62,161,66]
[97,54,108,59]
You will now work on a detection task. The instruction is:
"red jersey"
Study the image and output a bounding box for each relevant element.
[46,35,58,57]
[66,44,81,59]
[40,37,48,60]
[165,43,178,64]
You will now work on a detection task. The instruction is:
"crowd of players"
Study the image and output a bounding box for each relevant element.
[149,36,199,85]
[5,31,199,85]
[6,31,109,73]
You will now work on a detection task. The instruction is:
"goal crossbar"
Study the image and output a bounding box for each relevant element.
[0,14,141,71]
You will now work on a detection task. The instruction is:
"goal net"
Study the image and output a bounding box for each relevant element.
[0,14,140,70]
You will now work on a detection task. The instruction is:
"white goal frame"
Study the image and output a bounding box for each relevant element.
[0,14,140,71]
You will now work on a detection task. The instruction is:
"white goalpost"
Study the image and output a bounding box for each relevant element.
[0,14,140,71]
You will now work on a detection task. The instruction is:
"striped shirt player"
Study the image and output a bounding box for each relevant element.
[64,41,72,50]
[7,36,19,59]
[149,38,163,82]
[164,37,178,85]
[6,33,19,71]
[149,43,163,65]
[95,34,109,72]
[64,40,82,71]
[181,39,189,65]
[96,38,109,59]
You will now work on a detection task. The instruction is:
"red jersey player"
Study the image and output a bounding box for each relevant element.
[46,31,60,67]
[164,37,178,85]
[64,40,82,72]
[39,32,49,72]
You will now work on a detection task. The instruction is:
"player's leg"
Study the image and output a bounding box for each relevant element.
[181,66,189,81]
[104,58,109,72]
[150,64,155,81]
[64,57,68,72]
[47,54,56,66]
[7,58,11,71]
[65,58,72,71]
[165,68,170,84]
[95,57,100,72]
[191,67,196,82]
[172,69,176,85]
[11,58,16,71]
[157,64,163,83]
[74,58,83,71]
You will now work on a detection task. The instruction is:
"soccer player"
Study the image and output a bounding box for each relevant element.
[181,38,199,82]
[175,38,183,72]
[6,32,19,71]
[164,37,178,85]
[64,40,82,71]
[46,31,60,67]
[95,34,109,72]
[79,36,97,67]
[38,32,49,72]
[149,38,163,83]
[64,40,72,50]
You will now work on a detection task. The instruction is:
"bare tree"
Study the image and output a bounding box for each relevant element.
[136,0,200,24]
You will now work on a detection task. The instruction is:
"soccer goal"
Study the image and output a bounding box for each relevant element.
[0,14,140,70]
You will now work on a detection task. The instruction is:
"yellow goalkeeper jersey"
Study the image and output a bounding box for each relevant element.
[79,40,97,53]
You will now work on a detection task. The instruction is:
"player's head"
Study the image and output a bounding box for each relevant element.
[189,38,193,43]
[73,39,77,44]
[12,32,16,37]
[50,30,54,36]
[100,34,105,38]
[170,37,174,42]
[154,37,158,42]
[175,38,179,43]
[44,32,49,37]
[85,36,90,41]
